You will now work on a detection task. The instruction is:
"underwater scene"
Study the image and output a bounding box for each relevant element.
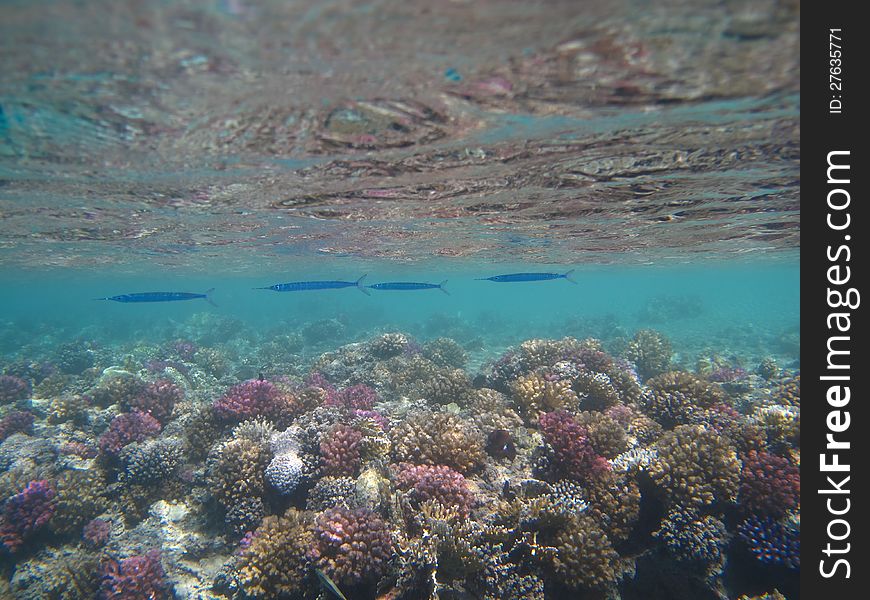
[0,1,799,599]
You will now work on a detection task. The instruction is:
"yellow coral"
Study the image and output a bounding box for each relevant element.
[511,373,577,422]
[390,410,485,474]
[650,424,741,507]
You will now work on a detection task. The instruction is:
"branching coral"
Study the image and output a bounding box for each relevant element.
[581,473,641,544]
[98,411,162,455]
[327,383,378,411]
[0,479,56,553]
[0,375,30,404]
[417,368,474,406]
[390,411,485,474]
[423,337,468,369]
[124,379,183,423]
[738,514,800,569]
[120,439,182,486]
[236,508,315,597]
[624,329,673,381]
[650,424,741,508]
[0,410,34,441]
[320,424,364,477]
[99,549,170,599]
[574,411,628,459]
[88,373,146,408]
[538,411,610,482]
[739,450,800,517]
[511,373,578,422]
[546,512,621,591]
[50,467,108,536]
[213,379,294,423]
[369,332,410,359]
[310,506,394,586]
[572,370,622,411]
[394,463,475,518]
[654,507,727,568]
[207,436,270,510]
[643,371,727,427]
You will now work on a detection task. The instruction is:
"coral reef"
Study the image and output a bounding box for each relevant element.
[650,425,741,507]
[99,549,170,599]
[538,410,610,482]
[574,411,628,459]
[511,373,578,422]
[0,479,57,553]
[0,409,34,441]
[738,514,800,569]
[98,411,162,455]
[124,379,183,423]
[624,329,673,381]
[265,451,305,496]
[423,337,468,368]
[391,410,485,474]
[654,507,727,568]
[643,370,727,427]
[213,379,294,423]
[310,506,394,586]
[394,462,476,518]
[0,374,30,404]
[546,512,621,590]
[320,424,364,477]
[369,332,409,359]
[739,450,800,517]
[235,508,314,597]
[327,383,378,411]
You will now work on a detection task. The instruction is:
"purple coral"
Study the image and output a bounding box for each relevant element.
[0,374,30,404]
[327,384,378,411]
[310,507,393,586]
[739,450,800,518]
[98,411,162,455]
[539,410,610,482]
[394,462,475,518]
[213,379,288,422]
[83,518,111,549]
[99,549,170,599]
[353,409,389,431]
[171,339,197,360]
[320,424,363,477]
[127,379,183,423]
[0,479,57,553]
[0,409,35,441]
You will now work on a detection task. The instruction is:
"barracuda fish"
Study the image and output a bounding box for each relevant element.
[368,280,449,295]
[477,269,576,284]
[95,289,217,306]
[255,274,370,295]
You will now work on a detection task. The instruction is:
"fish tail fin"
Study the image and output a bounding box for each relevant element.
[356,274,370,295]
[438,280,450,295]
[562,269,577,284]
[204,288,218,307]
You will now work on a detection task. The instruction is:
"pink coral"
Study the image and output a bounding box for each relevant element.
[327,384,378,411]
[394,463,475,518]
[213,379,289,422]
[353,409,389,431]
[320,424,363,477]
[98,411,162,455]
[83,518,111,549]
[310,507,393,586]
[539,410,610,482]
[99,549,169,599]
[126,379,183,423]
[60,440,99,458]
[739,450,800,517]
[0,374,30,404]
[0,479,57,553]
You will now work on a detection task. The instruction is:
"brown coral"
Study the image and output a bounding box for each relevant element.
[574,412,629,459]
[643,371,727,427]
[511,373,578,422]
[50,467,108,536]
[573,370,621,411]
[390,411,485,474]
[650,424,741,507]
[236,508,314,598]
[417,368,473,406]
[207,436,270,508]
[624,329,673,381]
[310,507,394,586]
[547,513,621,590]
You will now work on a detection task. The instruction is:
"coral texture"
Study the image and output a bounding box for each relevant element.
[390,411,485,474]
[394,462,475,518]
[0,375,30,404]
[739,450,800,517]
[320,424,364,477]
[236,509,314,597]
[310,506,394,586]
[99,549,170,599]
[98,411,162,455]
[539,410,610,482]
[213,379,292,422]
[0,479,57,553]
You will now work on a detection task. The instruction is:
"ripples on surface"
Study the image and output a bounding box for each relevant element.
[0,0,799,271]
